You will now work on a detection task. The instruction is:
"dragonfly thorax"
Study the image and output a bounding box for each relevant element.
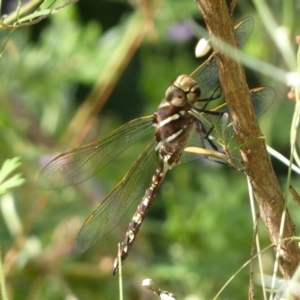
[153,75,200,167]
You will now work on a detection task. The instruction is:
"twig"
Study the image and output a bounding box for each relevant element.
[142,279,177,300]
[289,185,300,206]
[196,0,300,290]
[249,212,260,300]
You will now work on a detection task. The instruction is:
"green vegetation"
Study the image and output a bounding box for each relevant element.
[0,0,299,299]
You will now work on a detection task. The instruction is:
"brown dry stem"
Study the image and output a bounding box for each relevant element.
[197,0,300,286]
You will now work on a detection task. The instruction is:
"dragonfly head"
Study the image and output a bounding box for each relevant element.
[165,75,200,107]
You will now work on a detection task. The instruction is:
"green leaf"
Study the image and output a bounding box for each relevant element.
[0,157,25,195]
[0,157,22,183]
[16,9,58,23]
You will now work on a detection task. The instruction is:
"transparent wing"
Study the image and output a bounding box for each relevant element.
[183,86,275,166]
[212,86,276,119]
[190,16,254,96]
[73,139,158,253]
[234,16,255,49]
[37,116,153,189]
[194,86,276,146]
[250,86,276,117]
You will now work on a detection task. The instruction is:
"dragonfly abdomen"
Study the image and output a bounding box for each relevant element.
[113,162,168,274]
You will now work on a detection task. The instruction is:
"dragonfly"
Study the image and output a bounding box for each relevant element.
[37,16,275,274]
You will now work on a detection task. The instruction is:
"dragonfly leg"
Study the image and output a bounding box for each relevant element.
[195,119,221,152]
[113,163,168,275]
[198,85,222,110]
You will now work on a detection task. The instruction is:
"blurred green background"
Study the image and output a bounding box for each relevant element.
[0,0,300,299]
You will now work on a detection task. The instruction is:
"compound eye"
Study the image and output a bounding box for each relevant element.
[165,85,187,107]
